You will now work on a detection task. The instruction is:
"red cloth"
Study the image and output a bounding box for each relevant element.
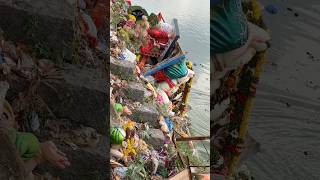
[152,70,175,88]
[91,1,107,29]
[147,28,169,44]
[126,0,132,6]
[139,39,154,55]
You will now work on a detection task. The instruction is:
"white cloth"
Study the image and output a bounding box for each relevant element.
[212,22,271,80]
[159,22,174,34]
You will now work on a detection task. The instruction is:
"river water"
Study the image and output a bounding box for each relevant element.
[244,0,320,179]
[132,0,210,160]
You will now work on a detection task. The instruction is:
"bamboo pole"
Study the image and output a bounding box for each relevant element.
[179,61,193,116]
[226,0,269,178]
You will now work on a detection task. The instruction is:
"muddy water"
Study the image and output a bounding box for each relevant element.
[244,0,320,179]
[132,0,210,160]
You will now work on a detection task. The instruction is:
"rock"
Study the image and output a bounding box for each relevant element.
[35,138,109,180]
[146,128,165,149]
[123,81,148,102]
[0,0,75,60]
[110,56,136,81]
[39,64,108,134]
[7,64,108,134]
[129,103,159,128]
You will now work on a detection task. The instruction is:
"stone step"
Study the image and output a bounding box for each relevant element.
[128,103,159,128]
[35,136,108,180]
[6,63,108,134]
[145,128,166,150]
[122,81,149,103]
[110,56,136,81]
[0,0,75,60]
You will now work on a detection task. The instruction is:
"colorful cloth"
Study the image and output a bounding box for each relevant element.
[147,27,169,44]
[152,70,175,88]
[164,117,173,131]
[164,60,188,80]
[7,128,40,161]
[127,6,148,20]
[211,0,249,54]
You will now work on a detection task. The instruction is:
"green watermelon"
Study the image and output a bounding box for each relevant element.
[110,127,126,144]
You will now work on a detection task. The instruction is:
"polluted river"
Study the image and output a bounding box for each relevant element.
[133,0,211,161]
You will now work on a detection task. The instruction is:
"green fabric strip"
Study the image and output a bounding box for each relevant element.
[164,60,188,80]
[211,0,249,54]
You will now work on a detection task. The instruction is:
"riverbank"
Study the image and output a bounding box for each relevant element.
[110,0,209,179]
[133,0,210,162]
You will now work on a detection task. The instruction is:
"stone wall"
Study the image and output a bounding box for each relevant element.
[0,0,75,60]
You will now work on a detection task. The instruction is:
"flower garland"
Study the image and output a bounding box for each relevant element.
[212,0,268,177]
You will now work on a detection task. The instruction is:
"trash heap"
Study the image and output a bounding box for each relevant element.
[211,0,270,179]
[110,0,200,179]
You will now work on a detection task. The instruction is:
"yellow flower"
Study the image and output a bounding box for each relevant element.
[128,14,136,22]
[122,138,137,157]
[122,119,135,131]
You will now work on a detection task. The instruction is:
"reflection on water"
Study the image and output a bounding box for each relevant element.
[133,0,210,159]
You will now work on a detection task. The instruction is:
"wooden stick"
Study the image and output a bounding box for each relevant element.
[186,156,192,180]
[175,136,210,141]
[172,132,186,168]
[189,165,210,168]
[179,61,193,115]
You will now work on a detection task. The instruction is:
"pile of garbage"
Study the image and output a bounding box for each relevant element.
[211,0,270,179]
[109,0,202,179]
